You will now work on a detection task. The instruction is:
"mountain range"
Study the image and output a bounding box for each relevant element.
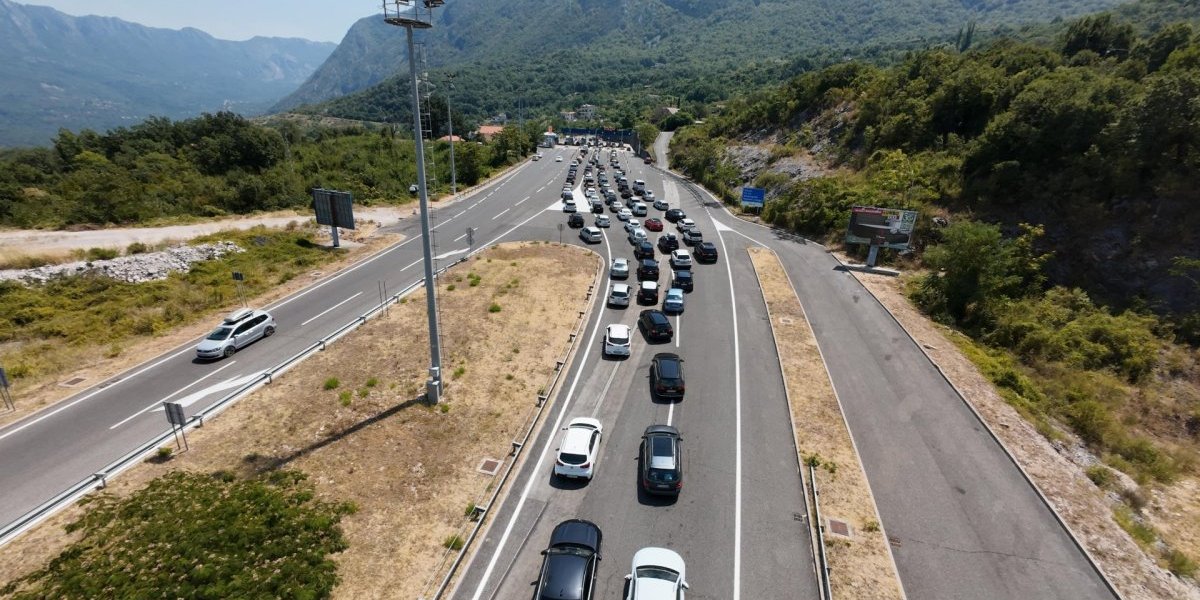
[276,0,1126,122]
[0,0,335,147]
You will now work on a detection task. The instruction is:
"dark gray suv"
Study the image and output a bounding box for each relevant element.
[640,425,683,496]
[535,519,602,600]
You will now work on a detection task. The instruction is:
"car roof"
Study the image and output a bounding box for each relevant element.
[640,258,657,267]
[614,257,628,265]
[583,226,599,233]
[550,518,602,553]
[672,249,690,257]
[640,281,659,290]
[612,283,630,293]
[666,288,684,298]
[644,310,669,324]
[223,307,256,324]
[561,423,598,455]
[644,424,679,437]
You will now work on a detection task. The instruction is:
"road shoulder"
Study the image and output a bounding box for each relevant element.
[748,247,905,600]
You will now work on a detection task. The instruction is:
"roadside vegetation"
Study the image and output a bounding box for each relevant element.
[0,227,341,383]
[0,112,530,229]
[671,8,1200,576]
[0,470,354,599]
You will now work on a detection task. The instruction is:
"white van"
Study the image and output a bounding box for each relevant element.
[579,226,602,243]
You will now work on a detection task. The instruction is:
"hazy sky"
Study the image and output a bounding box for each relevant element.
[27,1,377,42]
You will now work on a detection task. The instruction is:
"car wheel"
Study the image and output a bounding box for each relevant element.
[264,325,276,337]
[223,345,235,358]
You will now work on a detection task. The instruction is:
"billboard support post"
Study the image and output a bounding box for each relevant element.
[866,245,881,268]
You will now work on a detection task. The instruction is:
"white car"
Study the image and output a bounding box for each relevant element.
[608,283,631,307]
[624,219,642,234]
[669,249,693,270]
[556,155,564,162]
[631,202,648,217]
[628,228,647,244]
[643,190,656,201]
[676,218,695,232]
[624,547,689,599]
[611,257,630,280]
[618,208,633,221]
[554,418,603,480]
[595,215,611,228]
[604,323,632,356]
[195,308,276,360]
[653,199,669,211]
[579,226,602,244]
[563,198,578,213]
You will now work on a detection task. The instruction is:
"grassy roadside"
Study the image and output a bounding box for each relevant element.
[748,247,904,600]
[0,241,598,598]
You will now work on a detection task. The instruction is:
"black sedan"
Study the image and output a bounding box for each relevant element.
[637,258,659,281]
[634,240,655,260]
[664,208,686,223]
[567,213,585,228]
[535,519,603,600]
[694,241,719,263]
[650,352,685,399]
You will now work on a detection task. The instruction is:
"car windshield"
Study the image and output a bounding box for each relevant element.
[206,327,233,341]
[609,333,629,344]
[636,566,680,582]
[560,452,588,465]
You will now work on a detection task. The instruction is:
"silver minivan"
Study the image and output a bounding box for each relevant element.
[195,308,276,360]
[579,226,602,244]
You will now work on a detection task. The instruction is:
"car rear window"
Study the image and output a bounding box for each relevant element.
[658,359,681,378]
[560,452,588,465]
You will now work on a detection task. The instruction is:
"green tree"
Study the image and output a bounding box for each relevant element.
[1061,13,1135,59]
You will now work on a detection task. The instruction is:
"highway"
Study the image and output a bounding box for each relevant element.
[0,136,1118,600]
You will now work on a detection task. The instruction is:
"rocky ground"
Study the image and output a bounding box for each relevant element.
[0,242,244,284]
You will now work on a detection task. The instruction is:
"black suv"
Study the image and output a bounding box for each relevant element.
[640,425,682,496]
[567,213,585,228]
[672,270,693,292]
[534,519,602,600]
[664,208,686,223]
[650,352,685,399]
[634,240,655,260]
[638,310,673,342]
[695,241,719,263]
[636,258,659,281]
[657,233,679,253]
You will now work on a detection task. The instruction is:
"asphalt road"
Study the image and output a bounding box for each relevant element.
[451,149,820,600]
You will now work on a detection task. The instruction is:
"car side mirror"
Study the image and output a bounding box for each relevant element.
[624,574,632,581]
[682,582,690,589]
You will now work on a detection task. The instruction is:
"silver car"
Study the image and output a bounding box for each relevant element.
[611,258,630,280]
[608,283,631,308]
[196,308,276,360]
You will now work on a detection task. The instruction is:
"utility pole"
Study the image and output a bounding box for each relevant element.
[446,73,458,196]
[384,0,446,403]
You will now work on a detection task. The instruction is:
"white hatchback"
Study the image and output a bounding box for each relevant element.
[669,249,692,270]
[618,208,633,221]
[625,547,689,600]
[611,257,630,279]
[608,283,631,307]
[604,323,632,356]
[554,418,603,480]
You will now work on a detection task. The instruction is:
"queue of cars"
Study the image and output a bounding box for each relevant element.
[541,147,703,598]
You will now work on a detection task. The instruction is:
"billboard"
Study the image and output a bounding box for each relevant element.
[312,189,356,230]
[741,187,765,208]
[845,206,918,251]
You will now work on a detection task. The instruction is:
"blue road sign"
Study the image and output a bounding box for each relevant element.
[741,187,765,208]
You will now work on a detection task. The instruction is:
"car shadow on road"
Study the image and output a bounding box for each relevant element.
[548,472,591,491]
[242,394,430,475]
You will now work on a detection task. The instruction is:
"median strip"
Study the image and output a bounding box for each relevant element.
[748,247,905,600]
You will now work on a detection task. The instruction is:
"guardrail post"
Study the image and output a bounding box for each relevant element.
[510,441,522,455]
[94,473,107,489]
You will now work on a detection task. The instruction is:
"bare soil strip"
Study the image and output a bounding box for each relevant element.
[0,241,599,599]
[838,256,1198,600]
[748,247,905,600]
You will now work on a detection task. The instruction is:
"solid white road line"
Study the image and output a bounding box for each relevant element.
[401,257,423,272]
[0,346,195,442]
[675,314,682,348]
[714,225,744,600]
[468,209,613,600]
[492,208,510,220]
[108,361,238,429]
[590,364,621,420]
[454,233,468,242]
[301,291,364,326]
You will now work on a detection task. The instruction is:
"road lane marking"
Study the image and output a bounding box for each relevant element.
[590,364,621,420]
[675,314,681,348]
[713,223,744,600]
[492,208,510,220]
[468,208,613,600]
[0,346,195,442]
[515,197,528,207]
[108,361,237,429]
[301,292,364,326]
[453,232,467,242]
[536,186,545,193]
[401,257,423,271]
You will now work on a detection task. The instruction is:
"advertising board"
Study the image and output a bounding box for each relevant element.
[845,206,918,251]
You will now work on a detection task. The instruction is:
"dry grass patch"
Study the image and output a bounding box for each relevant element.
[0,241,600,599]
[748,247,903,600]
[837,254,1198,600]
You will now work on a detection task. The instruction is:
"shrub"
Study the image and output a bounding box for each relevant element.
[338,390,351,406]
[323,377,341,390]
[125,242,150,255]
[447,284,456,291]
[365,377,379,388]
[155,447,174,460]
[443,534,464,550]
[1167,548,1198,578]
[452,366,466,379]
[488,303,502,313]
[357,388,369,399]
[1085,465,1113,488]
[84,247,119,261]
[0,471,351,599]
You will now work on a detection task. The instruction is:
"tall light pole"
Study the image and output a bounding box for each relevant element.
[384,0,445,403]
[445,73,457,196]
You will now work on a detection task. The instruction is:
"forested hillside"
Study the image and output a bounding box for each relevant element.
[282,0,1122,126]
[0,113,542,229]
[0,0,335,147]
[671,7,1200,575]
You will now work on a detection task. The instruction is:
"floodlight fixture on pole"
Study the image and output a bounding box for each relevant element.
[383,0,445,402]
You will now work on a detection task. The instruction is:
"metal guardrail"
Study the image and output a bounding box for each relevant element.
[810,464,833,600]
[0,256,471,548]
[420,255,603,599]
